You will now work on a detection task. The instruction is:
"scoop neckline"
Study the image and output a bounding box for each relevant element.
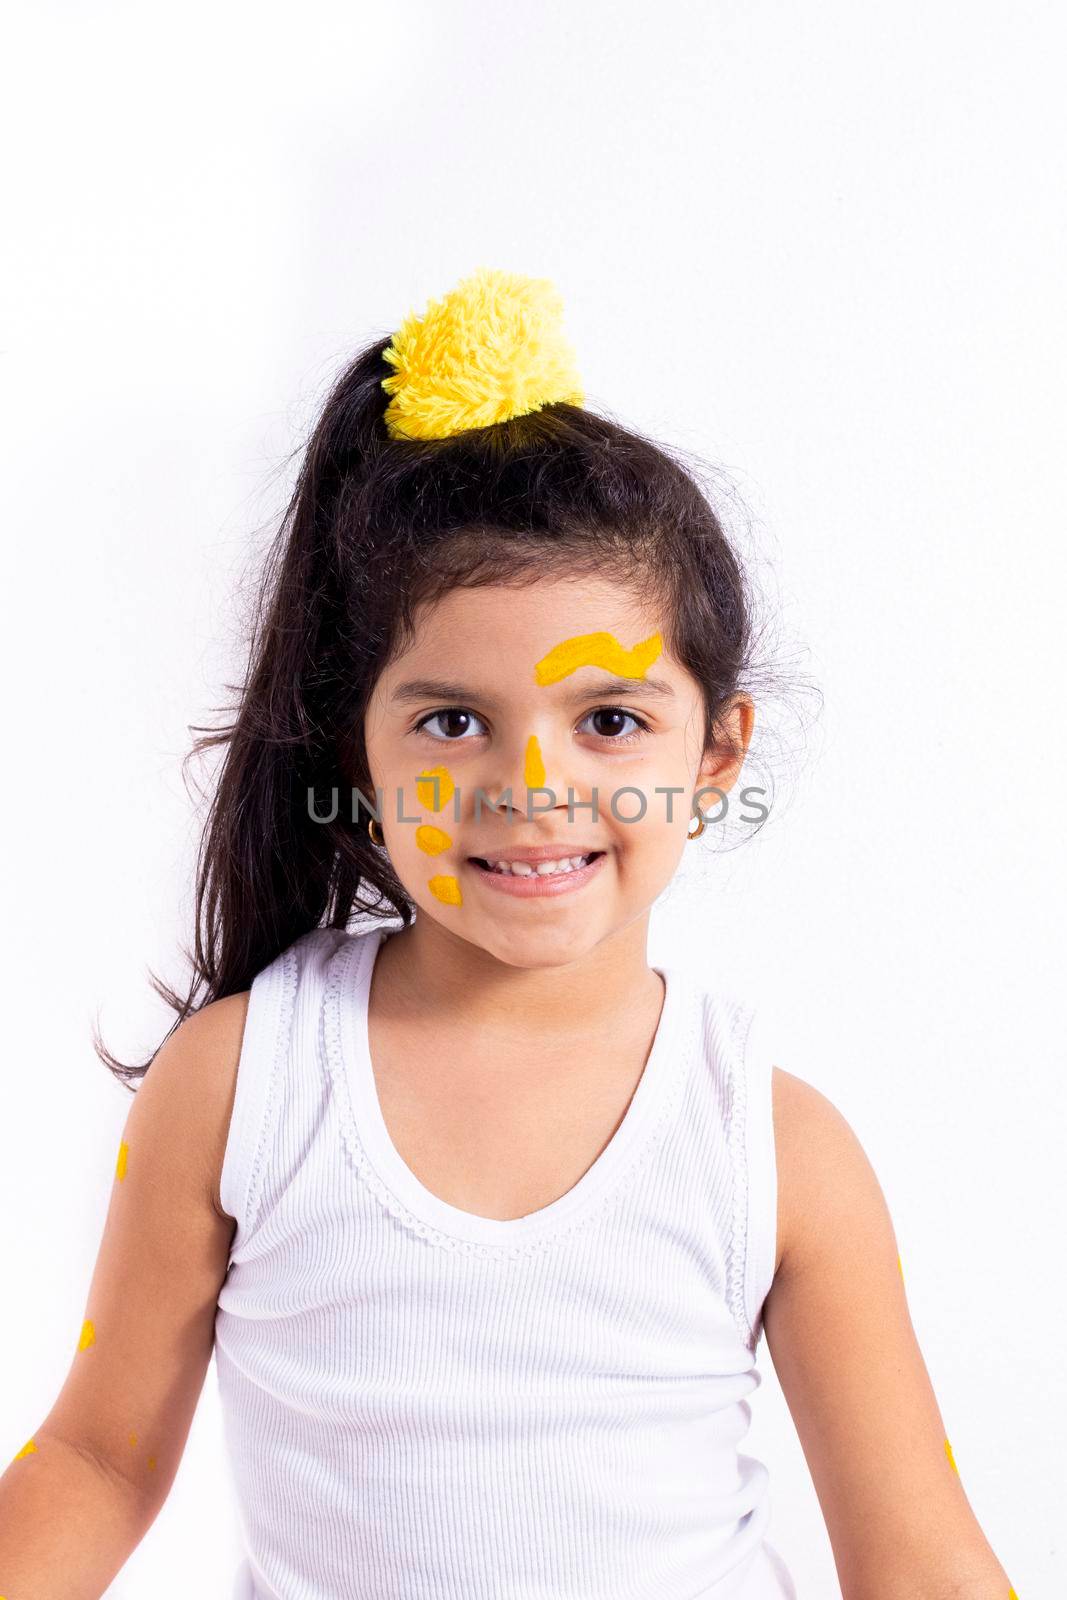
[327,926,690,1248]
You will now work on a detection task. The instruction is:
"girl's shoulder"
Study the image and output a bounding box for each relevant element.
[770,1066,820,1279]
[769,1063,884,1282]
[158,989,253,1224]
[155,928,348,1226]
[703,985,862,1283]
[200,925,371,1222]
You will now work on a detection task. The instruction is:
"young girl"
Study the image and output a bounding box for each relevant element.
[0,268,1017,1599]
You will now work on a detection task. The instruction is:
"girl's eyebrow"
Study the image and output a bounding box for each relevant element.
[391,675,677,709]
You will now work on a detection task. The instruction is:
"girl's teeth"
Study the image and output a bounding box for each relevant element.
[488,855,591,876]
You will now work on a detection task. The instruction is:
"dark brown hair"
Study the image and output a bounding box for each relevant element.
[95,333,813,1089]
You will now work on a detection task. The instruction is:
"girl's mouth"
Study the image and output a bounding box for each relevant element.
[466,850,607,898]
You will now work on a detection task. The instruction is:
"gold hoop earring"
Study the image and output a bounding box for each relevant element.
[368,817,385,847]
[687,807,706,841]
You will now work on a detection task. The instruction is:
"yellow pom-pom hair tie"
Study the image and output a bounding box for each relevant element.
[380,266,585,442]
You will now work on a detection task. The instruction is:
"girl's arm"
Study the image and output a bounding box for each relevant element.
[0,992,247,1599]
[764,1068,1016,1600]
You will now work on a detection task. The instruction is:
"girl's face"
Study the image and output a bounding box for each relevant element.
[362,573,753,969]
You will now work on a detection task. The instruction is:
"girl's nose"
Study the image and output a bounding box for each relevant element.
[481,731,564,815]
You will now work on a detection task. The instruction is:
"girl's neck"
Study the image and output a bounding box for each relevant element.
[371,918,664,1049]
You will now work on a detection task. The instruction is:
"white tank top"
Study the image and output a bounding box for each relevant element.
[213,923,796,1600]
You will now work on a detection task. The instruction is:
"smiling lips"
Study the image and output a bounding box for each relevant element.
[468,844,604,866]
[467,851,607,897]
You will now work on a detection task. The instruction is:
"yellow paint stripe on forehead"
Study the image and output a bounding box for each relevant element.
[533,631,663,687]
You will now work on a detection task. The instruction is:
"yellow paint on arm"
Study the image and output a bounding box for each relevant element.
[416,766,455,811]
[77,1319,95,1351]
[533,630,663,686]
[416,824,452,855]
[523,734,546,789]
[125,1428,159,1473]
[115,1138,129,1180]
[428,875,463,906]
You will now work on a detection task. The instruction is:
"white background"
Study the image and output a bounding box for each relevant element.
[2,2,1064,1595]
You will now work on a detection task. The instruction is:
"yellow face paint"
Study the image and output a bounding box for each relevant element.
[524,734,546,789]
[416,824,452,856]
[944,1437,958,1474]
[416,772,460,903]
[416,765,455,811]
[429,875,463,906]
[78,1319,95,1351]
[147,1454,157,1470]
[129,1431,138,1447]
[897,1253,903,1278]
[1008,1587,1019,1598]
[115,1139,129,1181]
[12,1438,37,1462]
[533,630,663,687]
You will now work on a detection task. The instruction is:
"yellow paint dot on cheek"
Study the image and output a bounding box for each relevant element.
[428,875,463,906]
[12,1437,37,1462]
[524,734,546,790]
[944,1437,958,1474]
[77,1319,96,1351]
[147,1455,157,1471]
[416,766,455,811]
[128,1432,138,1448]
[115,1139,129,1180]
[416,824,452,856]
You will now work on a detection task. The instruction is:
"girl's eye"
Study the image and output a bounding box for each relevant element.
[413,706,651,744]
[414,709,488,742]
[579,706,651,743]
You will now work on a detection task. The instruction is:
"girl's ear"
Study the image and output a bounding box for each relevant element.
[698,694,756,795]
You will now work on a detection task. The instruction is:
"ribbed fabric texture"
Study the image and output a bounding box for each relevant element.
[213,924,795,1600]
